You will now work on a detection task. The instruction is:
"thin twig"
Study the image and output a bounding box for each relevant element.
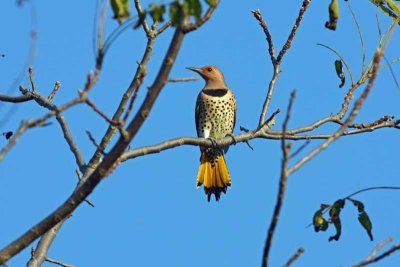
[48,81,61,102]
[167,77,198,82]
[351,238,400,267]
[317,43,355,86]
[157,21,172,35]
[283,247,305,267]
[347,1,366,73]
[134,0,150,34]
[44,257,74,267]
[28,67,38,93]
[276,0,311,64]
[345,186,400,199]
[251,9,276,63]
[257,0,311,126]
[122,85,141,124]
[288,49,383,176]
[289,140,310,159]
[86,130,106,156]
[83,96,120,126]
[0,94,33,103]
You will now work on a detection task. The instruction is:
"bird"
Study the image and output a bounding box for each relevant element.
[187,65,237,202]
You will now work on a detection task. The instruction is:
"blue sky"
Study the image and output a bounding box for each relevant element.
[1,0,399,266]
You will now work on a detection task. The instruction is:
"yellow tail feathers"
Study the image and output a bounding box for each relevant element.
[196,153,231,202]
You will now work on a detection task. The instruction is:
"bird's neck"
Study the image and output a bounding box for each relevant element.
[204,80,228,90]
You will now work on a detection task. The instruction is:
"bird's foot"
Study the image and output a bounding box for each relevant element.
[226,133,237,145]
[207,137,218,149]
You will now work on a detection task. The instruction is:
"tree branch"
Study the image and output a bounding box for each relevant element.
[283,247,305,267]
[261,90,295,267]
[257,0,312,127]
[0,26,187,265]
[351,237,400,267]
[287,49,383,176]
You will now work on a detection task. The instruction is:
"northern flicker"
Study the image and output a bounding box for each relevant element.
[187,65,237,202]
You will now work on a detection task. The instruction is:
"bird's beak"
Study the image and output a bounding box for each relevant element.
[186,67,202,74]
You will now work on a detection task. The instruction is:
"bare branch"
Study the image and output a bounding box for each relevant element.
[276,0,312,64]
[289,140,310,159]
[251,9,276,63]
[157,21,172,35]
[288,49,383,176]
[87,36,153,168]
[44,257,73,267]
[0,94,33,103]
[257,0,311,127]
[283,247,305,267]
[351,238,400,267]
[48,81,61,102]
[83,96,120,127]
[262,90,295,267]
[167,77,198,82]
[134,0,150,34]
[0,26,187,264]
[27,221,64,267]
[119,114,399,162]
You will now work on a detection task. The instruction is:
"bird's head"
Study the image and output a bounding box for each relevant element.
[186,65,227,89]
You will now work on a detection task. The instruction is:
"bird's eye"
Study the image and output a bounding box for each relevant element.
[207,67,212,72]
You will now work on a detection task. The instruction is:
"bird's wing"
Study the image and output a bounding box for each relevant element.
[233,94,237,132]
[195,93,201,137]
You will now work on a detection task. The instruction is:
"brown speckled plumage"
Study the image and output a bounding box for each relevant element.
[188,65,237,201]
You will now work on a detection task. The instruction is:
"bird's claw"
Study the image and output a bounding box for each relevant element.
[207,137,218,149]
[226,133,237,145]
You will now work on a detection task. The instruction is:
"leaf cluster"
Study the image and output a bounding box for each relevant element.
[110,0,217,27]
[313,198,373,242]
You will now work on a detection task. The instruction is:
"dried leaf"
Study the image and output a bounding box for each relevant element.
[358,211,373,241]
[150,4,166,23]
[313,210,329,232]
[110,0,130,24]
[334,59,345,88]
[325,0,339,30]
[348,198,365,213]
[328,199,345,241]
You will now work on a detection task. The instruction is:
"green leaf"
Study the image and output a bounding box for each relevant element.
[184,0,202,21]
[205,0,217,7]
[149,4,166,23]
[313,210,329,232]
[111,0,130,24]
[387,0,400,14]
[170,1,184,26]
[348,198,365,213]
[325,0,339,30]
[328,199,345,241]
[334,59,345,88]
[358,211,374,241]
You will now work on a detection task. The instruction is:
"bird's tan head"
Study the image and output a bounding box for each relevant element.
[186,65,227,89]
